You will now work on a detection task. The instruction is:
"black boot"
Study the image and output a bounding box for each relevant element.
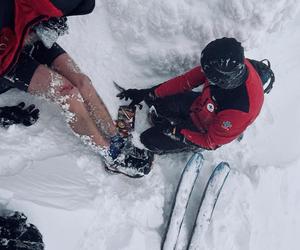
[104,137,154,178]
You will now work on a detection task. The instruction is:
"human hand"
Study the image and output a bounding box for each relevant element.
[117,88,151,108]
[34,17,68,48]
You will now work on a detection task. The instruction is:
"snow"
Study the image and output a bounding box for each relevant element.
[1,0,300,249]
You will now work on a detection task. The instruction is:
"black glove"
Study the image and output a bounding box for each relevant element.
[39,17,69,36]
[117,87,157,108]
[34,17,68,48]
[0,211,44,249]
[0,102,40,128]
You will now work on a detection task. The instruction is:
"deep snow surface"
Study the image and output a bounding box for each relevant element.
[1,0,300,249]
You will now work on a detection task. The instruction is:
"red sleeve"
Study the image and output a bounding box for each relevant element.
[181,111,249,150]
[154,66,206,98]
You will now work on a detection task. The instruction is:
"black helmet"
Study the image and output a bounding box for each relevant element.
[201,37,247,89]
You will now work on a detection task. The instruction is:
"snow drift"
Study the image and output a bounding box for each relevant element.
[1,0,300,249]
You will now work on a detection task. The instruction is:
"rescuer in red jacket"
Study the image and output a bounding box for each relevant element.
[0,0,153,178]
[118,37,264,154]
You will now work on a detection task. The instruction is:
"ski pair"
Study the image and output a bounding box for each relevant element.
[162,152,231,250]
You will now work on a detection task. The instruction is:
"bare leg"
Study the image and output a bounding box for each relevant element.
[28,65,110,148]
[51,53,118,138]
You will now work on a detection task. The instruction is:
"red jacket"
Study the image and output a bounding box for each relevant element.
[0,0,63,76]
[0,0,95,77]
[154,59,264,149]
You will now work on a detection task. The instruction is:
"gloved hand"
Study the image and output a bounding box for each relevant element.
[0,102,40,128]
[117,87,157,108]
[42,17,69,36]
[34,17,68,48]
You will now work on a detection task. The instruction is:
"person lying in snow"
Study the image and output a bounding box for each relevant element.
[0,210,44,250]
[0,0,153,178]
[118,37,266,155]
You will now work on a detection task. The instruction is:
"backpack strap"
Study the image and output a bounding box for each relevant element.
[261,59,275,94]
[248,58,275,94]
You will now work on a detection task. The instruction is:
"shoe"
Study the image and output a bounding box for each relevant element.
[104,139,154,178]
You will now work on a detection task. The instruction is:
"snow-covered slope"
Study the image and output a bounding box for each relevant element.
[1,0,300,249]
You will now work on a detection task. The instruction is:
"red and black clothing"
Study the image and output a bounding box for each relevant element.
[0,0,63,77]
[141,59,264,151]
[0,0,95,92]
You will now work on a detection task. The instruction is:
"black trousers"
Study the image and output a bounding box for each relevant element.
[0,42,66,93]
[140,92,200,154]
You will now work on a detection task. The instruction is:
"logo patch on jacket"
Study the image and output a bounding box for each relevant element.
[222,121,232,130]
[206,103,215,112]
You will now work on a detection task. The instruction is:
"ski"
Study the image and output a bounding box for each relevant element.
[187,162,231,250]
[162,152,204,250]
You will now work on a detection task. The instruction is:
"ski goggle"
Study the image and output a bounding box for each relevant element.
[204,63,247,89]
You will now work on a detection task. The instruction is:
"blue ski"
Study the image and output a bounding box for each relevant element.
[187,162,231,250]
[162,152,204,250]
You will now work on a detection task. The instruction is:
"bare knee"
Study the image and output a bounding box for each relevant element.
[71,74,92,90]
[29,66,76,97]
[58,81,76,96]
[50,77,82,103]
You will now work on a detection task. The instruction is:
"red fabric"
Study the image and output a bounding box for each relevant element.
[0,0,63,76]
[154,66,206,98]
[155,60,264,150]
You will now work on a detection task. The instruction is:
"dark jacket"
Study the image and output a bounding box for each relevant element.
[0,0,95,76]
[154,59,264,149]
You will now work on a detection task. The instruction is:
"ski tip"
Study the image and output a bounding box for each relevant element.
[216,161,230,170]
[190,152,204,162]
[213,162,231,176]
[185,152,204,172]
